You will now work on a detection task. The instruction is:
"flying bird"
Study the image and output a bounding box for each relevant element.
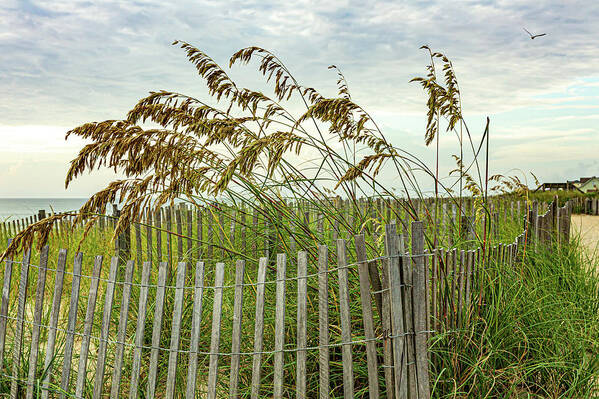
[523,28,547,39]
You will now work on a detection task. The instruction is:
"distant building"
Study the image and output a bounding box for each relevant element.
[534,176,599,193]
[576,177,599,193]
[534,182,582,192]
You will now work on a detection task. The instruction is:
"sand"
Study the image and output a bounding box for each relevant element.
[571,214,599,256]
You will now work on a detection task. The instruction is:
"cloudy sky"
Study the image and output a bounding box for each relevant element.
[1,0,598,197]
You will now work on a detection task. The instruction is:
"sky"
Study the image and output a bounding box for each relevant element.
[1,0,598,197]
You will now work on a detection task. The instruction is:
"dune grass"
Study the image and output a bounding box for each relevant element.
[2,40,598,397]
[430,237,599,398]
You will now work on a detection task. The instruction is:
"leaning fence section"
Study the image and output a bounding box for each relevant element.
[0,197,573,398]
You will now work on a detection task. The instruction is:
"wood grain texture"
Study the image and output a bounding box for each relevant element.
[355,234,380,398]
[185,261,205,399]
[129,260,152,399]
[165,261,187,399]
[318,245,330,399]
[10,249,32,399]
[92,256,119,399]
[296,251,308,399]
[250,258,268,399]
[147,261,169,399]
[110,260,136,398]
[0,239,15,373]
[40,249,67,399]
[412,221,431,398]
[25,246,50,399]
[335,239,355,398]
[229,260,246,399]
[74,255,103,399]
[273,253,287,399]
[207,262,226,399]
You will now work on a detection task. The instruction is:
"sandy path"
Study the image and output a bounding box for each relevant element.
[571,214,599,256]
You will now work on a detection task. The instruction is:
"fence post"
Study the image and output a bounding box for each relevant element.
[129,260,152,399]
[250,258,268,399]
[565,201,572,242]
[318,246,330,399]
[40,249,67,399]
[58,252,83,399]
[296,252,308,399]
[272,254,287,399]
[336,240,355,398]
[23,246,49,399]
[10,249,32,399]
[92,257,119,398]
[112,205,131,267]
[355,234,381,398]
[385,223,407,398]
[551,195,558,233]
[412,221,431,399]
[228,260,246,398]
[207,262,226,399]
[531,201,539,247]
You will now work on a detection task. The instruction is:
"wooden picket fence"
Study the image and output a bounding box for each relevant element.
[583,197,599,215]
[0,198,572,398]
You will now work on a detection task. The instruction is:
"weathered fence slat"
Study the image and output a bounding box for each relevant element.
[0,239,14,374]
[229,259,246,399]
[465,250,473,313]
[58,251,83,399]
[147,260,169,399]
[336,239,355,398]
[412,221,431,398]
[207,212,214,259]
[10,248,32,399]
[318,245,330,399]
[185,261,206,399]
[74,255,103,399]
[155,209,163,262]
[197,209,203,260]
[219,212,226,257]
[380,248,395,399]
[129,260,152,399]
[166,208,173,279]
[240,210,247,254]
[457,249,465,325]
[355,234,381,398]
[229,215,236,250]
[135,222,142,272]
[252,209,258,257]
[207,262,226,399]
[146,208,153,266]
[92,256,119,399]
[296,251,308,399]
[176,209,183,261]
[40,248,67,399]
[187,208,193,262]
[25,246,50,399]
[165,261,187,399]
[401,234,418,396]
[110,259,136,398]
[250,257,268,399]
[386,225,407,398]
[432,248,439,333]
[273,253,287,399]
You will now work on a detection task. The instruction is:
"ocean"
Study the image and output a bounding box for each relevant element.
[0,198,89,221]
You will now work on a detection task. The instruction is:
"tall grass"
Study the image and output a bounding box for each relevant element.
[2,40,599,398]
[431,238,599,398]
